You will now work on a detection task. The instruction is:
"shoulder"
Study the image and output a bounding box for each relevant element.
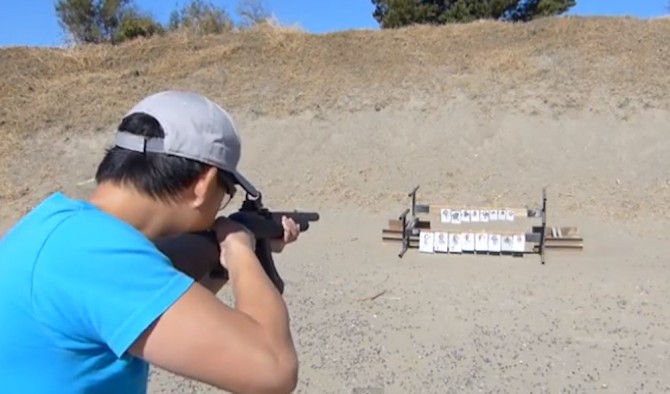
[31,198,194,357]
[35,202,182,288]
[41,199,165,264]
[10,192,162,263]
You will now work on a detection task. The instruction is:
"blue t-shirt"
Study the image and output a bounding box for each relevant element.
[0,192,195,393]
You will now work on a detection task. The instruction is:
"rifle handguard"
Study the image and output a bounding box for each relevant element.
[154,196,319,295]
[154,225,284,294]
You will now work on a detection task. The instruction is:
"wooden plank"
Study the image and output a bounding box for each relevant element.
[383,228,530,237]
[381,230,416,241]
[546,236,584,242]
[384,229,583,244]
[383,239,583,252]
[383,231,583,252]
[545,239,583,246]
[383,234,537,253]
[387,219,431,231]
[426,205,531,219]
[539,243,583,250]
[382,237,419,247]
[384,239,538,256]
[532,226,581,237]
[548,226,581,239]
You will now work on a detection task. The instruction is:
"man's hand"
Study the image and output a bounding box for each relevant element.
[269,216,301,253]
[213,217,256,270]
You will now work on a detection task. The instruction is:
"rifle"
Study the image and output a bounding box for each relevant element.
[154,192,319,295]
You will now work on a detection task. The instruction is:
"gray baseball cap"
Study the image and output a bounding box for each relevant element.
[114,90,259,198]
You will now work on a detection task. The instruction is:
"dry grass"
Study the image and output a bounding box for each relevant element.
[1,16,669,164]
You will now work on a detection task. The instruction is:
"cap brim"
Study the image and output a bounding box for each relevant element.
[232,170,259,198]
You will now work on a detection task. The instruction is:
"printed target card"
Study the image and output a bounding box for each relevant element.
[433,232,449,253]
[513,233,526,253]
[480,210,489,222]
[505,209,516,222]
[449,233,462,253]
[470,210,480,222]
[489,209,498,221]
[475,233,489,252]
[419,231,435,253]
[488,233,502,253]
[440,209,451,223]
[451,210,461,224]
[461,232,475,252]
[501,234,514,252]
[461,209,470,223]
[497,210,506,221]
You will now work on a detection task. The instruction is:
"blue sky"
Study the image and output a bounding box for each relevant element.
[0,0,668,47]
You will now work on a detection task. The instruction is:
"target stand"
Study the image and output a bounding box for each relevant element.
[382,186,582,264]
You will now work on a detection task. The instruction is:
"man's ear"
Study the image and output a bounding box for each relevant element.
[190,167,219,208]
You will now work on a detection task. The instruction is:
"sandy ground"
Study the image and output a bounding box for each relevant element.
[1,102,669,393]
[2,16,670,394]
[148,211,670,394]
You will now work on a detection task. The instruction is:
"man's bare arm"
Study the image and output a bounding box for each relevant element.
[128,245,298,394]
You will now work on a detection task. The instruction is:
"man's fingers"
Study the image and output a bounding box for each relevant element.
[280,216,300,244]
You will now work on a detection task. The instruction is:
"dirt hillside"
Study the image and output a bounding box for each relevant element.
[1,16,670,394]
[3,17,670,133]
[1,16,669,224]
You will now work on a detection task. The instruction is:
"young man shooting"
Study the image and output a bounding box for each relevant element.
[0,91,301,394]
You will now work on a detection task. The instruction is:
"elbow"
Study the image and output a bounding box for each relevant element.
[283,358,299,392]
[211,355,298,394]
[264,355,299,394]
[209,345,298,393]
[229,351,297,394]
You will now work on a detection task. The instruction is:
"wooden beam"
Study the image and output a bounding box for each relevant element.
[383,230,582,249]
[382,237,418,247]
[383,228,533,237]
[387,219,431,231]
[543,242,583,249]
[424,205,531,219]
[545,236,584,242]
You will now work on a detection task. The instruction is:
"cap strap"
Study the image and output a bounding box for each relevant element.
[115,131,165,153]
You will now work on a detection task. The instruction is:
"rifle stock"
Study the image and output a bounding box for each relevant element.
[154,193,319,295]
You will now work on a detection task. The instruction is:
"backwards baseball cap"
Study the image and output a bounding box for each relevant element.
[114,90,259,198]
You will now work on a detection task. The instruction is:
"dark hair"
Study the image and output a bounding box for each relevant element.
[95,112,237,202]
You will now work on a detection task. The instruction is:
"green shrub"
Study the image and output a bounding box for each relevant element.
[115,10,165,43]
[168,0,233,35]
